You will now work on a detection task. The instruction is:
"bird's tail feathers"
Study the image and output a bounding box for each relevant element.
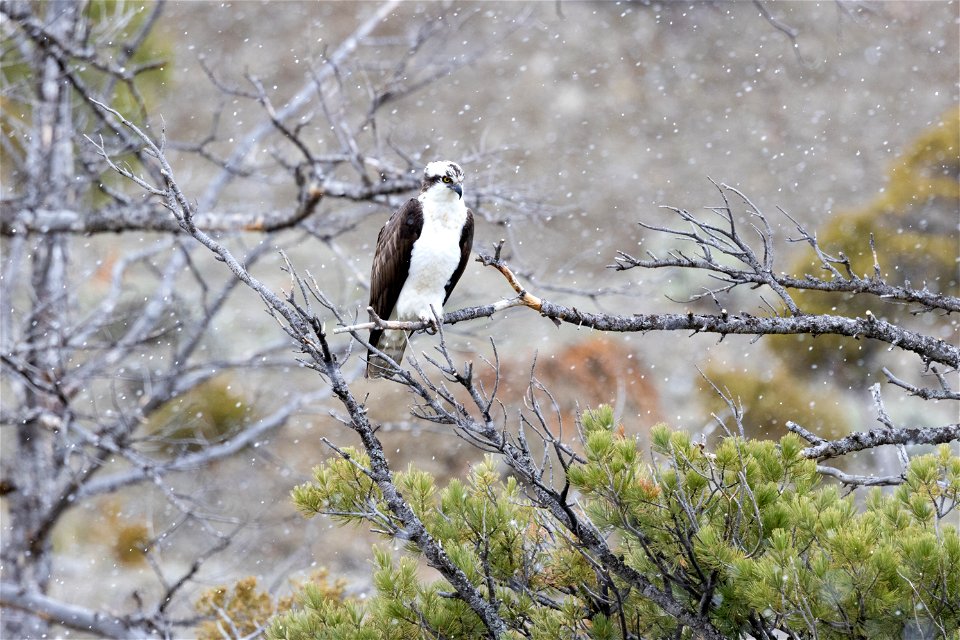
[365,331,407,379]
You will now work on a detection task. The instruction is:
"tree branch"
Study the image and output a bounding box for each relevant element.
[0,583,156,639]
[611,181,959,314]
[336,248,959,368]
[73,391,330,500]
[882,366,960,401]
[613,250,960,313]
[790,422,960,462]
[313,330,510,637]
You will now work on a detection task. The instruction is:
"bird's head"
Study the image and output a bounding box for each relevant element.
[420,160,464,200]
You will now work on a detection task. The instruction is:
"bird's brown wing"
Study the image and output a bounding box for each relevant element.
[368,199,424,351]
[443,208,474,304]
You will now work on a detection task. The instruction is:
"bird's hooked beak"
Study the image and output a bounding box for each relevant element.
[447,183,463,199]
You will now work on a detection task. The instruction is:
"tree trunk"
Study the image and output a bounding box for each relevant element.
[2,1,78,636]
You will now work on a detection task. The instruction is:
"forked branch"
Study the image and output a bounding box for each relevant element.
[612,181,959,314]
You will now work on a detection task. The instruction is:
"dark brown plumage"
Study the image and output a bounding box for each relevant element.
[367,199,423,363]
[365,161,474,378]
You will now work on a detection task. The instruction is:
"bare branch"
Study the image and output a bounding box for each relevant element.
[789,422,960,462]
[814,465,904,487]
[314,332,510,636]
[0,583,156,639]
[74,391,329,500]
[882,366,960,401]
[613,249,959,313]
[197,0,402,211]
[336,248,960,368]
[612,185,959,314]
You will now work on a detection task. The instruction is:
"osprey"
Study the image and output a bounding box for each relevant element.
[366,161,474,378]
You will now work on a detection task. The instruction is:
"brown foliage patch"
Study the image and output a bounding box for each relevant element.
[485,337,662,435]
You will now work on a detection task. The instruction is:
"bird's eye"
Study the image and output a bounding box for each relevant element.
[442,176,452,183]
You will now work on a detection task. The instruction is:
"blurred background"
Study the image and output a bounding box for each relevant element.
[2,0,957,634]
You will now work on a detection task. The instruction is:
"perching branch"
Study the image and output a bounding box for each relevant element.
[333,240,551,335]
[333,242,959,369]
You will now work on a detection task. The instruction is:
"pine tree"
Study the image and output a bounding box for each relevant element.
[267,407,960,639]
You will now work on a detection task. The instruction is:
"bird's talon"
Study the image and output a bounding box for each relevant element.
[421,318,439,335]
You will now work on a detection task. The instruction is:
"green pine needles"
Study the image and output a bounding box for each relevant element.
[270,407,959,639]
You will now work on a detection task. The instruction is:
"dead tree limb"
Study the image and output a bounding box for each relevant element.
[334,245,959,369]
[790,422,960,462]
[0,584,157,639]
[88,91,512,640]
[610,181,958,314]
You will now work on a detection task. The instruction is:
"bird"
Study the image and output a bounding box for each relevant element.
[366,160,474,378]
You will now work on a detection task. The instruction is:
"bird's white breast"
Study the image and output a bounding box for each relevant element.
[394,190,468,321]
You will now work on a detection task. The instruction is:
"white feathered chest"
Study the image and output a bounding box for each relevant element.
[394,189,469,321]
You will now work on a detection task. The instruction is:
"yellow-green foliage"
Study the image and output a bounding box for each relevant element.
[775,108,959,379]
[269,407,960,639]
[196,576,278,640]
[1,2,171,194]
[283,454,548,639]
[99,500,150,566]
[704,109,959,438]
[113,522,150,566]
[701,363,849,441]
[144,377,252,453]
[576,411,959,638]
[196,570,345,640]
